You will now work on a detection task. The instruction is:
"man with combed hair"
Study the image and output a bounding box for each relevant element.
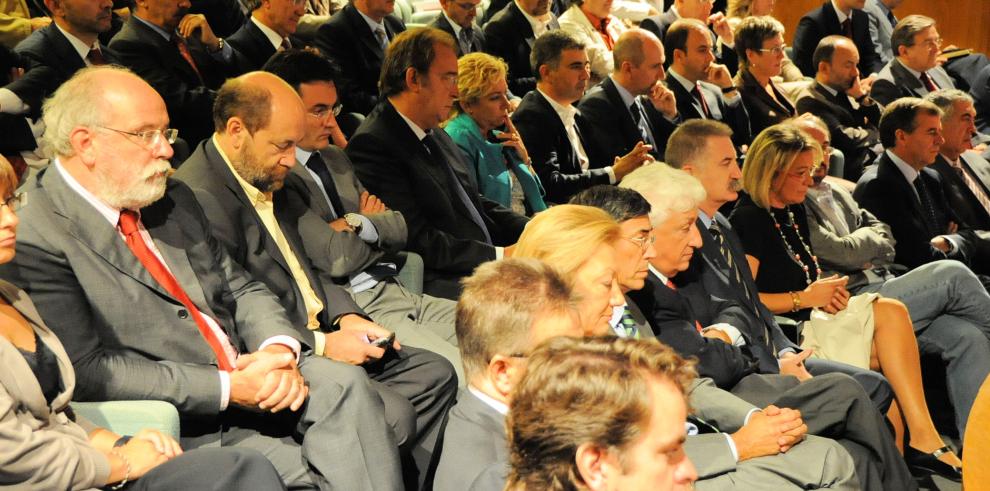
[870,15,955,106]
[433,258,583,491]
[0,65,407,489]
[578,29,679,165]
[505,336,698,491]
[638,0,738,77]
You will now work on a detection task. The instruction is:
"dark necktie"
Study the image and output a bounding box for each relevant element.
[458,28,473,55]
[423,132,492,244]
[304,151,347,218]
[118,210,236,371]
[629,99,656,148]
[886,10,897,26]
[617,306,641,339]
[665,279,703,333]
[920,72,939,92]
[86,47,107,65]
[279,38,291,51]
[375,27,388,51]
[840,19,852,38]
[710,221,773,351]
[172,35,204,83]
[692,82,712,119]
[913,175,941,234]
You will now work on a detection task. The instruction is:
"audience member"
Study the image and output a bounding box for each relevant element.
[262,50,465,378]
[663,19,751,149]
[641,0,738,77]
[854,98,984,272]
[189,0,247,37]
[429,0,485,56]
[480,0,566,26]
[482,0,560,96]
[0,65,414,489]
[513,30,653,204]
[795,35,882,181]
[348,28,528,300]
[226,0,304,72]
[862,0,899,64]
[972,63,990,134]
[870,15,956,106]
[792,0,882,77]
[313,0,405,115]
[0,0,49,49]
[433,258,583,491]
[733,16,795,136]
[731,123,962,477]
[558,0,627,85]
[799,114,990,451]
[578,29,679,166]
[444,52,547,215]
[109,0,237,146]
[0,156,288,491]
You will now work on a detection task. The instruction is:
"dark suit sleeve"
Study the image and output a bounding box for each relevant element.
[313,22,379,115]
[791,15,821,77]
[853,175,949,268]
[576,93,625,171]
[722,94,752,149]
[868,77,900,106]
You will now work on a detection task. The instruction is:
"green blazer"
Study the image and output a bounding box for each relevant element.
[444,112,547,215]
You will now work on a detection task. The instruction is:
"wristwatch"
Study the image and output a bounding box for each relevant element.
[344,213,363,234]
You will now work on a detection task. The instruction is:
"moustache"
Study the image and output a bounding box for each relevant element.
[728,179,743,192]
[144,161,172,180]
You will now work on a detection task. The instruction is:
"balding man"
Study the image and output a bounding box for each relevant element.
[0,66,409,489]
[227,0,306,71]
[578,28,679,166]
[174,71,457,486]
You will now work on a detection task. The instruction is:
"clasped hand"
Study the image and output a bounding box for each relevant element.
[731,405,807,461]
[230,345,308,413]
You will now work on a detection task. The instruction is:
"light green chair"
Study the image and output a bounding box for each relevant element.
[72,401,181,440]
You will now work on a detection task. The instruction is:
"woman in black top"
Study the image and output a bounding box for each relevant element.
[733,16,797,137]
[730,124,963,474]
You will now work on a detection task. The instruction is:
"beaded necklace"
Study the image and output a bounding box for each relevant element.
[768,206,821,285]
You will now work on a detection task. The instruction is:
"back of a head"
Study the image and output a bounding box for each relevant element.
[620,163,707,225]
[514,205,620,283]
[506,336,695,490]
[878,97,942,149]
[569,185,652,223]
[456,258,575,382]
[664,119,734,170]
[741,123,821,209]
[262,48,341,92]
[379,27,457,99]
[531,30,585,81]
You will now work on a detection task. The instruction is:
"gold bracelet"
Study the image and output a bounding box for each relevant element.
[109,448,131,490]
[790,291,801,312]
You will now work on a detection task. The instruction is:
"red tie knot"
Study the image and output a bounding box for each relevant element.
[118,210,141,236]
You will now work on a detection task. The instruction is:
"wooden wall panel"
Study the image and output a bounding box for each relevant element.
[771,0,989,56]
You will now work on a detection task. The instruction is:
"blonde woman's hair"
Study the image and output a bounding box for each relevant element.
[741,124,822,209]
[514,205,621,286]
[450,52,508,119]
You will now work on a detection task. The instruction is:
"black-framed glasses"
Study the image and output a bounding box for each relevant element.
[308,103,344,120]
[0,192,25,211]
[99,127,178,148]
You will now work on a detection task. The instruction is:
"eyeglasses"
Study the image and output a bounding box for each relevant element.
[0,192,25,211]
[99,127,178,148]
[786,166,816,179]
[917,37,943,50]
[624,234,656,251]
[757,44,788,56]
[307,103,344,120]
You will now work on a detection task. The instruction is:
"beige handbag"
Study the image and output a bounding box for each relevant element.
[800,293,880,370]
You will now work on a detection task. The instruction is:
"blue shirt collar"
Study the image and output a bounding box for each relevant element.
[132,14,172,41]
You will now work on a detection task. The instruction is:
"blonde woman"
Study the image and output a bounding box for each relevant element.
[444,53,547,216]
[728,124,962,478]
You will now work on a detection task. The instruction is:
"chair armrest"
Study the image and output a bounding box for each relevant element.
[71,401,180,440]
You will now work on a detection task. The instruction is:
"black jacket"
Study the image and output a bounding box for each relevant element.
[792,2,882,77]
[577,77,677,164]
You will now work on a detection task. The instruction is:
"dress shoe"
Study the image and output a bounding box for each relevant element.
[905,445,962,482]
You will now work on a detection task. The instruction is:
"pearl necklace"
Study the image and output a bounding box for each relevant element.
[769,206,822,285]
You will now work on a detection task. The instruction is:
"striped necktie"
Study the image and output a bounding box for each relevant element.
[618,306,641,339]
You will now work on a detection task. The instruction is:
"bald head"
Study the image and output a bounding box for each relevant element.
[612,29,666,95]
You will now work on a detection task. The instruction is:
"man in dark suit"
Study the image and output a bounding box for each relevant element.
[0,66,412,490]
[972,63,990,134]
[313,0,405,115]
[663,19,750,150]
[639,0,738,76]
[792,0,882,77]
[482,0,559,96]
[870,15,955,106]
[854,98,982,272]
[109,0,237,146]
[430,0,484,56]
[513,31,652,205]
[226,0,305,72]
[347,28,529,300]
[578,29,679,166]
[479,0,565,25]
[189,0,247,37]
[795,36,883,182]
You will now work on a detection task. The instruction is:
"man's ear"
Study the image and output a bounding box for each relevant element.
[405,67,420,93]
[488,354,521,399]
[69,126,98,167]
[225,117,249,149]
[575,442,612,491]
[681,162,696,175]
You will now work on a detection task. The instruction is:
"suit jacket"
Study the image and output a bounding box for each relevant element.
[558,5,625,84]
[853,152,978,269]
[792,2,882,77]
[640,8,739,77]
[284,146,408,278]
[665,73,751,149]
[429,13,485,56]
[480,0,566,24]
[638,7,677,42]
[0,280,109,490]
[433,389,508,491]
[482,2,558,96]
[0,165,303,423]
[512,90,613,204]
[795,81,882,182]
[226,18,303,72]
[863,0,895,64]
[314,4,405,115]
[735,68,795,137]
[577,77,676,165]
[109,16,233,146]
[347,101,529,299]
[189,0,247,38]
[173,139,365,334]
[931,152,990,230]
[973,63,990,134]
[870,58,956,106]
[8,23,118,116]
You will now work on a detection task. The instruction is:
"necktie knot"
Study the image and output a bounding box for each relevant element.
[118,210,141,236]
[920,72,939,92]
[86,47,106,65]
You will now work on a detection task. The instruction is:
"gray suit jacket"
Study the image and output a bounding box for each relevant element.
[863,0,895,64]
[871,58,956,106]
[0,165,303,423]
[287,146,407,278]
[434,389,508,491]
[0,280,109,489]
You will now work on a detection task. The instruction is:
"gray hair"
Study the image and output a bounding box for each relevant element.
[619,162,706,225]
[41,65,132,157]
[924,89,974,120]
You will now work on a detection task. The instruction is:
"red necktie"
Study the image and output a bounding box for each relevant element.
[692,83,712,119]
[173,35,204,83]
[118,210,235,371]
[920,72,939,92]
[666,279,704,333]
[86,47,106,65]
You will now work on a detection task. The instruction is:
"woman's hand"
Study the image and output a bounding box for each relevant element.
[498,114,530,165]
[801,275,848,311]
[132,429,183,458]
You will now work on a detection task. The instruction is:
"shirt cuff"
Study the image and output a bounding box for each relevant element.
[606,166,617,184]
[724,434,740,462]
[258,336,302,363]
[218,370,230,411]
[495,246,504,260]
[313,331,326,358]
[354,214,379,243]
[0,88,28,114]
[744,407,761,425]
[777,347,797,358]
[942,235,959,254]
[212,42,233,63]
[704,323,746,346]
[724,92,742,105]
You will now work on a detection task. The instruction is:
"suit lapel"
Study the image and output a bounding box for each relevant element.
[323,149,362,212]
[668,79,704,120]
[602,79,643,143]
[46,26,87,75]
[962,151,990,197]
[143,203,212,313]
[289,162,337,220]
[891,59,925,96]
[878,155,932,233]
[345,5,385,60]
